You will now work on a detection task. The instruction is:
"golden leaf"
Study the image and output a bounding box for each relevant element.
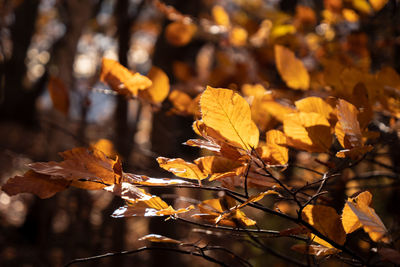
[302,205,346,248]
[157,157,208,181]
[138,66,170,104]
[342,191,390,243]
[165,21,197,47]
[291,244,339,257]
[212,5,230,27]
[200,86,259,150]
[100,58,152,97]
[257,130,288,165]
[369,0,388,11]
[90,138,117,158]
[229,26,248,46]
[295,97,334,123]
[139,234,182,244]
[194,156,242,180]
[274,45,310,90]
[283,112,332,152]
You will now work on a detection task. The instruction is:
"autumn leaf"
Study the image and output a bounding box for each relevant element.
[257,130,289,165]
[165,21,197,47]
[112,200,194,217]
[194,156,242,181]
[200,86,259,150]
[157,157,208,181]
[295,97,335,123]
[274,45,310,90]
[139,234,182,244]
[291,244,339,257]
[283,112,332,152]
[2,170,70,199]
[212,5,230,27]
[302,205,346,248]
[100,58,152,97]
[48,75,69,116]
[28,147,122,189]
[342,191,390,243]
[90,138,117,158]
[168,90,199,116]
[124,173,192,186]
[103,182,153,203]
[138,66,170,104]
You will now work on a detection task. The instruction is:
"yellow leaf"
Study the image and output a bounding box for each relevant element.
[212,5,230,27]
[342,191,390,243]
[274,45,310,90]
[200,86,259,150]
[258,130,288,165]
[352,0,372,14]
[90,138,117,158]
[283,112,332,152]
[342,8,359,22]
[302,205,346,248]
[138,66,170,104]
[295,97,334,122]
[194,156,242,180]
[369,0,388,11]
[165,21,197,47]
[168,90,199,116]
[157,157,208,181]
[229,26,248,46]
[100,58,152,97]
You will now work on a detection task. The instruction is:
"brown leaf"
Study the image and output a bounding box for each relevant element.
[48,75,69,115]
[2,170,70,199]
[291,244,339,257]
[165,21,197,47]
[139,234,182,244]
[28,147,122,189]
[379,248,400,264]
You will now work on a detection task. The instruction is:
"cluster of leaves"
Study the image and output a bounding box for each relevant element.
[3,0,400,265]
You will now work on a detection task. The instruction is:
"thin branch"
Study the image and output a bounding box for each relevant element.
[64,246,229,267]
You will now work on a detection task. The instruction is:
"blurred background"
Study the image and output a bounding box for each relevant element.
[1,0,400,266]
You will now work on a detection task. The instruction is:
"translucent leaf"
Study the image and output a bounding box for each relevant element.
[124,173,192,186]
[200,86,259,150]
[2,170,69,199]
[257,130,288,165]
[139,234,182,244]
[302,205,346,248]
[274,45,310,90]
[100,58,152,97]
[295,97,334,123]
[283,112,332,152]
[138,66,170,104]
[342,191,390,243]
[157,157,208,181]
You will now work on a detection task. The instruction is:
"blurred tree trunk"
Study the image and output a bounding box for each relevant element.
[0,0,40,124]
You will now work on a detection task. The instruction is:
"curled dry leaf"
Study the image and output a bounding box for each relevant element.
[2,170,70,199]
[100,58,152,97]
[28,147,122,190]
[291,244,339,257]
[274,45,310,90]
[342,191,390,243]
[200,86,259,150]
[157,157,208,181]
[138,66,170,104]
[283,112,332,152]
[139,234,182,244]
[302,205,346,248]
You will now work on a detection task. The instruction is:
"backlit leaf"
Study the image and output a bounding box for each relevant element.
[139,234,182,244]
[212,5,230,27]
[302,205,346,248]
[138,66,170,104]
[100,58,152,97]
[342,191,390,243]
[200,86,259,150]
[283,112,332,152]
[90,138,117,158]
[295,97,334,123]
[274,45,310,90]
[291,244,339,257]
[157,157,208,181]
[257,130,289,165]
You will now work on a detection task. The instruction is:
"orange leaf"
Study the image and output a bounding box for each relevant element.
[302,205,346,248]
[168,90,198,116]
[138,66,170,104]
[283,112,332,152]
[139,234,182,244]
[257,130,289,165]
[194,156,242,180]
[295,97,334,123]
[200,86,259,150]
[165,21,197,47]
[1,170,70,199]
[157,157,208,181]
[90,138,117,158]
[342,191,390,243]
[212,5,230,27]
[48,75,69,115]
[100,58,152,97]
[291,244,339,257]
[274,45,310,90]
